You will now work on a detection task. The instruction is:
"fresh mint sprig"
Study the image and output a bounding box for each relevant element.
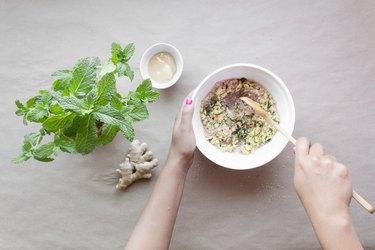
[13,42,160,163]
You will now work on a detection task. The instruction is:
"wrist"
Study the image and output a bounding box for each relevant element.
[310,206,352,236]
[310,209,362,250]
[166,150,193,171]
[326,209,352,230]
[309,203,351,225]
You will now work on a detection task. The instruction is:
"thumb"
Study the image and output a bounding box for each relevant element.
[180,100,194,129]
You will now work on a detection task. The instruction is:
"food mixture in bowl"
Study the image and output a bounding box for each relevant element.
[200,78,279,154]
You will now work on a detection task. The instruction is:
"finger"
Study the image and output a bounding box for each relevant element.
[335,162,349,178]
[295,137,310,164]
[176,89,195,126]
[309,143,324,157]
[180,101,195,130]
[316,154,337,171]
[326,154,337,163]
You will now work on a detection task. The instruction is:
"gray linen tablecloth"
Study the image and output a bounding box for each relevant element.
[1,0,374,249]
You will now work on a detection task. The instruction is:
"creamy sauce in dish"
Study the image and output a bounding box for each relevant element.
[148,52,176,83]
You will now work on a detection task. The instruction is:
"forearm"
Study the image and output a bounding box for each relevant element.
[125,155,190,250]
[309,209,362,250]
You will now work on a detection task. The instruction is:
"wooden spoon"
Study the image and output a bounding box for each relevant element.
[240,96,375,214]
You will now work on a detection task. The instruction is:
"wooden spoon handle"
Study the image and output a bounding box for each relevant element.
[266,117,297,145]
[352,190,375,214]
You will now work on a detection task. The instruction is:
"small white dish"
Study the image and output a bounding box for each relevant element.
[192,63,295,170]
[140,43,183,89]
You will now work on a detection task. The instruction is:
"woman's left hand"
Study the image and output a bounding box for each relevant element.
[168,90,196,169]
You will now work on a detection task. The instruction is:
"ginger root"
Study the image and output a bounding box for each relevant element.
[116,139,158,191]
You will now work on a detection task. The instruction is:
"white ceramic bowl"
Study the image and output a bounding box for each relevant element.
[140,43,183,89]
[192,63,295,170]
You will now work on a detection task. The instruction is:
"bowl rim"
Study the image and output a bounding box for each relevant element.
[191,63,296,170]
[140,43,183,89]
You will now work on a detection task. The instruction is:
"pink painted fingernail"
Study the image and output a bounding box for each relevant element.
[186,99,193,105]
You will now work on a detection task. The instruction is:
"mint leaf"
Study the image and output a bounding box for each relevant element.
[16,100,25,109]
[111,42,122,64]
[99,124,120,145]
[22,141,33,152]
[15,109,27,116]
[69,57,100,95]
[20,92,55,124]
[49,104,63,115]
[53,94,90,115]
[33,142,56,159]
[124,63,134,81]
[58,139,77,153]
[111,42,135,80]
[39,91,53,105]
[42,113,75,132]
[13,131,44,163]
[119,120,134,141]
[12,153,31,164]
[135,79,151,93]
[123,43,135,61]
[26,96,39,108]
[24,132,43,146]
[15,100,29,116]
[75,115,98,154]
[53,134,77,153]
[134,79,160,103]
[92,105,127,126]
[85,88,97,109]
[92,105,134,141]
[116,62,126,77]
[53,80,67,92]
[110,94,123,110]
[96,73,116,106]
[99,60,116,77]
[26,107,48,122]
[143,90,160,103]
[33,156,54,162]
[111,42,134,63]
[63,116,82,137]
[128,100,149,122]
[52,70,73,92]
[52,69,73,81]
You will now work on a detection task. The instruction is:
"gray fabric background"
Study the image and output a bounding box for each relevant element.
[1,0,374,249]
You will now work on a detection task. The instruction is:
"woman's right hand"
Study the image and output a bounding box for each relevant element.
[294,137,352,219]
[294,137,362,250]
